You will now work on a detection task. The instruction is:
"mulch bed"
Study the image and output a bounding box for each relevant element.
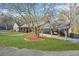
[24,36,44,41]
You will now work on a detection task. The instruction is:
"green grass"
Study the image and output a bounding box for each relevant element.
[0,31,79,51]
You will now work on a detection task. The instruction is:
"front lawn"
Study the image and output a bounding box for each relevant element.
[0,31,79,51]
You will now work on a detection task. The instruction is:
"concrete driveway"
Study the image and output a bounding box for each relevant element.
[0,46,79,56]
[40,33,79,43]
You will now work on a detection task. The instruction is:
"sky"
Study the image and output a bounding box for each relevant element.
[0,3,69,18]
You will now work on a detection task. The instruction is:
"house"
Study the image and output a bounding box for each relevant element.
[19,24,31,32]
[13,23,31,32]
[40,20,71,36]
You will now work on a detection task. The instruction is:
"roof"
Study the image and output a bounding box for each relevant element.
[40,20,70,30]
[21,24,28,27]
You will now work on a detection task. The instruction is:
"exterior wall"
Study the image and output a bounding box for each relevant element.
[13,23,19,32]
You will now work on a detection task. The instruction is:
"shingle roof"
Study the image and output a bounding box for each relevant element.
[40,20,70,30]
[21,24,28,27]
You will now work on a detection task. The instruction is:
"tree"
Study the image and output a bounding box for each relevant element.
[40,4,55,36]
[58,5,70,40]
[69,3,79,34]
[9,3,43,37]
[0,12,14,30]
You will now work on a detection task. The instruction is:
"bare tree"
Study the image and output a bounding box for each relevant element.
[10,3,42,37]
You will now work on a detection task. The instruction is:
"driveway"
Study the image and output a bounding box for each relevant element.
[0,30,6,32]
[0,46,79,56]
[40,33,79,43]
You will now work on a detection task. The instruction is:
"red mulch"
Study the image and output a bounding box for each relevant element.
[24,36,44,41]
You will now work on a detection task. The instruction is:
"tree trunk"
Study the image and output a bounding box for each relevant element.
[5,25,7,30]
[34,26,40,37]
[64,29,67,40]
[40,29,43,37]
[49,23,53,37]
[50,29,53,37]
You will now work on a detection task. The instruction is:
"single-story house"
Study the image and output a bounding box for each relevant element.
[40,20,71,36]
[19,24,31,32]
[13,23,31,32]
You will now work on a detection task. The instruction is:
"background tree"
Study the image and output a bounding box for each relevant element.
[68,3,79,34]
[0,11,14,30]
